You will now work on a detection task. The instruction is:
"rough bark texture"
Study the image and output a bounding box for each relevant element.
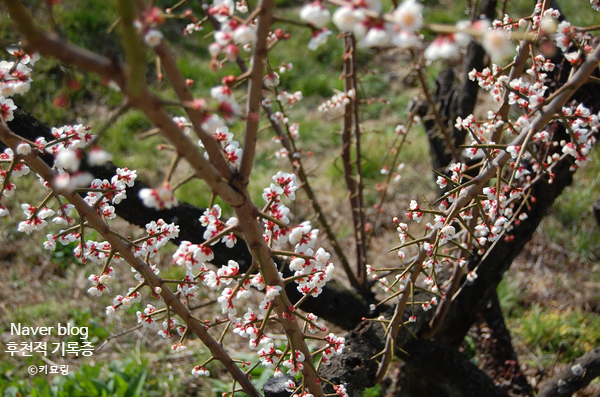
[263,375,296,397]
[319,321,386,397]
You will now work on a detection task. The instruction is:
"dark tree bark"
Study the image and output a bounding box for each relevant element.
[537,348,600,397]
[398,339,511,397]
[263,375,296,397]
[593,198,600,232]
[478,292,533,396]
[437,153,575,347]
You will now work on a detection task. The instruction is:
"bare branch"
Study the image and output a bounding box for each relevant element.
[153,40,234,179]
[238,0,275,186]
[341,34,368,291]
[538,348,600,397]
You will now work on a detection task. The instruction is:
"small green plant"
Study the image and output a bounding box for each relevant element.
[361,384,382,397]
[1,358,161,397]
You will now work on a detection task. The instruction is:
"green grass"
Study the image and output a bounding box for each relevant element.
[1,358,163,397]
[496,275,527,317]
[508,304,600,365]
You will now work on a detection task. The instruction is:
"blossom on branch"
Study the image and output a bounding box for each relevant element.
[300,1,331,29]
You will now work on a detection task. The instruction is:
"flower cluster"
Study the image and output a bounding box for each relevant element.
[277,91,304,108]
[1,55,34,100]
[84,169,137,219]
[262,171,299,245]
[17,204,55,234]
[139,183,178,210]
[200,204,238,247]
[317,89,355,114]
[210,19,257,62]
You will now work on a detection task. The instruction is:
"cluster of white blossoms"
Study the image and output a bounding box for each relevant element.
[0,147,29,203]
[296,0,521,63]
[42,124,119,192]
[559,104,599,169]
[166,172,344,378]
[138,87,247,212]
[262,171,299,245]
[95,222,178,314]
[277,90,304,108]
[17,204,54,234]
[386,53,599,322]
[209,15,258,61]
[0,49,35,104]
[317,89,355,114]
[139,183,178,210]
[200,204,238,247]
[211,84,241,122]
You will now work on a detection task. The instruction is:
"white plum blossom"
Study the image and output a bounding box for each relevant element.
[209,0,234,22]
[265,285,282,301]
[393,0,423,32]
[299,1,331,28]
[17,204,55,234]
[332,6,365,32]
[308,28,332,50]
[358,24,393,48]
[87,147,113,166]
[482,29,514,63]
[55,149,81,172]
[144,29,164,47]
[0,97,17,121]
[173,116,192,136]
[139,184,178,210]
[201,114,226,135]
[264,72,280,88]
[289,221,318,254]
[233,25,257,45]
[424,35,460,61]
[192,366,210,377]
[391,29,420,48]
[224,141,243,168]
[16,142,31,156]
[184,23,203,35]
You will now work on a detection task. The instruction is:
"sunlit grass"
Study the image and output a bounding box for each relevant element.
[508,304,600,364]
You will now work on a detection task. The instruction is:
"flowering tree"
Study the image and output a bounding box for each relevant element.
[1,0,600,396]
